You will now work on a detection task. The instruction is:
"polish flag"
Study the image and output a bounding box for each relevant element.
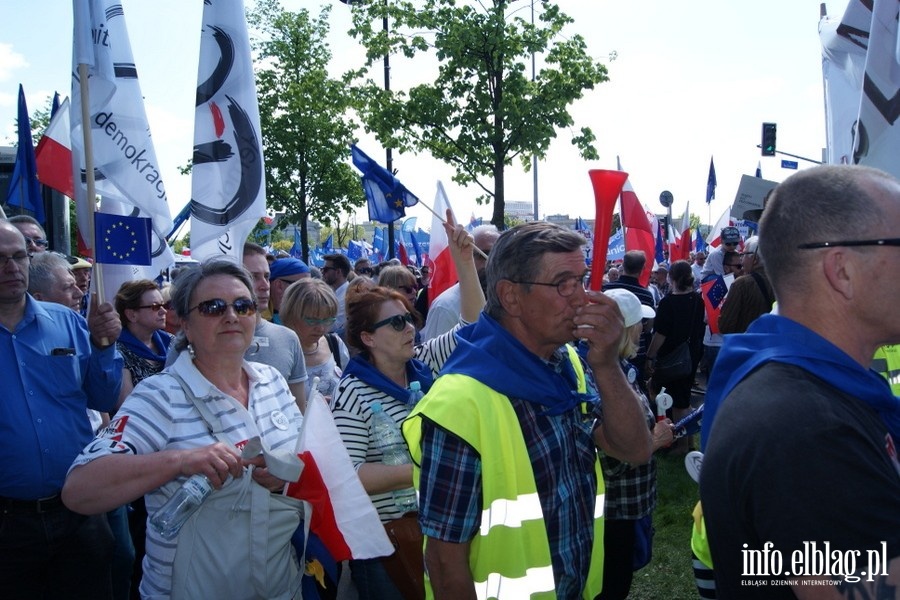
[671,203,692,263]
[617,158,656,287]
[706,208,733,248]
[35,97,74,199]
[286,388,393,561]
[426,182,458,307]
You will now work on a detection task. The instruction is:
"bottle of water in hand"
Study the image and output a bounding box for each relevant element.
[370,401,418,513]
[148,474,213,540]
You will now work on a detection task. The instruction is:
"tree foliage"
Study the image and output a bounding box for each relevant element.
[347,0,608,228]
[248,0,365,262]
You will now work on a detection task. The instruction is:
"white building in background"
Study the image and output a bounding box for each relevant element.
[505,200,534,221]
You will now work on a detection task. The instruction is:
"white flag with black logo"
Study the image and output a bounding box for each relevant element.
[189,0,267,263]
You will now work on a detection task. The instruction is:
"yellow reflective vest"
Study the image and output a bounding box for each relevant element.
[403,345,605,600]
[872,345,900,396]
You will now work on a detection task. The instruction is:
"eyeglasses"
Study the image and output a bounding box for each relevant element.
[136,302,171,312]
[303,316,337,327]
[797,238,900,250]
[508,273,589,297]
[24,237,49,249]
[321,266,336,273]
[356,268,373,275]
[188,298,257,317]
[372,312,415,332]
[0,252,32,268]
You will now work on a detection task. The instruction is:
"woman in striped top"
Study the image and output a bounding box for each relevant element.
[333,213,485,599]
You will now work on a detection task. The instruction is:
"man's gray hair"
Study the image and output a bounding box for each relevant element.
[484,221,585,319]
[28,252,72,296]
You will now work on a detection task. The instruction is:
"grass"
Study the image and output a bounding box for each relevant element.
[627,440,701,599]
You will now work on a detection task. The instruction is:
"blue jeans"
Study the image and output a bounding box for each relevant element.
[106,505,134,600]
[0,504,114,599]
[350,557,405,600]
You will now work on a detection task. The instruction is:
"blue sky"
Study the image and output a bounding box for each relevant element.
[0,0,849,231]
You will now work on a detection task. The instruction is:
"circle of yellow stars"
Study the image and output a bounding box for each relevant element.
[104,220,139,261]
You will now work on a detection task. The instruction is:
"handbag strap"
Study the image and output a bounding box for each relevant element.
[169,371,262,449]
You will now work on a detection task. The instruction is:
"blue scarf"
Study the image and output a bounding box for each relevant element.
[117,327,172,364]
[342,354,435,405]
[440,313,596,415]
[701,314,900,449]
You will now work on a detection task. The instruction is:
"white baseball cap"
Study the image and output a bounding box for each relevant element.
[604,288,655,327]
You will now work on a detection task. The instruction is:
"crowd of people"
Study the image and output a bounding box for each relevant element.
[1,164,898,600]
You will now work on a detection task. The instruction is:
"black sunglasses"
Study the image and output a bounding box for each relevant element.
[188,298,257,317]
[797,238,900,250]
[372,312,415,332]
[136,302,171,312]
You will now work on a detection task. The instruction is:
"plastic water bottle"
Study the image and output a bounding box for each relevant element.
[407,381,424,405]
[370,401,418,513]
[148,474,213,540]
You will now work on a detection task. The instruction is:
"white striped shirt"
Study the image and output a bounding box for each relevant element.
[332,327,459,522]
[70,351,303,599]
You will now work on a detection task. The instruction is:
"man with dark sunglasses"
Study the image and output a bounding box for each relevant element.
[0,220,123,598]
[700,226,741,283]
[8,215,49,253]
[701,165,900,597]
[717,236,774,335]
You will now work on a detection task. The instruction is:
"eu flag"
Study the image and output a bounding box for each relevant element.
[5,84,45,224]
[706,157,717,204]
[94,212,152,266]
[350,145,419,224]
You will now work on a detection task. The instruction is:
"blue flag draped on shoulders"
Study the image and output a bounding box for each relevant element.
[351,144,419,223]
[6,84,45,224]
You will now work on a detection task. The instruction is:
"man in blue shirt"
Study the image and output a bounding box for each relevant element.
[0,220,123,598]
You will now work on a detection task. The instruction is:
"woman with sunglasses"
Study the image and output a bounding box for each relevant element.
[114,279,174,408]
[64,260,305,599]
[333,214,484,599]
[280,278,350,405]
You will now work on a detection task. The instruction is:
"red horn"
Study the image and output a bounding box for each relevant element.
[588,170,629,291]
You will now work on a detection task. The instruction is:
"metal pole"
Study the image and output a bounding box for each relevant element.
[383,7,396,258]
[531,0,539,221]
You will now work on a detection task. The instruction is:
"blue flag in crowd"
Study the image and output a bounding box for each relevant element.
[94,212,152,265]
[606,228,625,262]
[351,144,419,224]
[705,275,729,309]
[347,239,365,262]
[322,234,333,253]
[755,161,762,178]
[290,229,303,259]
[6,84,45,224]
[655,221,666,265]
[409,229,422,266]
[706,156,717,204]
[695,228,707,254]
[373,227,386,261]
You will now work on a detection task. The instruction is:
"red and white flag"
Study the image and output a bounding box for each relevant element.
[35,97,74,199]
[286,390,393,562]
[706,208,733,248]
[616,157,656,287]
[426,181,458,306]
[190,0,267,263]
[670,203,692,263]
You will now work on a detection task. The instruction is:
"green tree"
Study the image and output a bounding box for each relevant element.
[347,0,608,229]
[249,0,365,263]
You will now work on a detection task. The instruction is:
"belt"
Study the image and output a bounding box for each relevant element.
[0,494,65,514]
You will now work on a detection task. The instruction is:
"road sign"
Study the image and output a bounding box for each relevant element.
[781,160,799,170]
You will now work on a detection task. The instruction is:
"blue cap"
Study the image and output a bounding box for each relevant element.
[269,258,310,280]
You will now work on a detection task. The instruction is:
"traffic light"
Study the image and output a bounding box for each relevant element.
[761,123,777,156]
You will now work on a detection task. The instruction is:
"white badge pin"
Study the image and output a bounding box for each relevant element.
[270,410,290,431]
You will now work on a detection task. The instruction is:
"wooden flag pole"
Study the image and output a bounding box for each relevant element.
[78,62,108,345]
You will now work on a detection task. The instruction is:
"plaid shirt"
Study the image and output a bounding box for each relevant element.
[598,360,658,520]
[418,346,600,599]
